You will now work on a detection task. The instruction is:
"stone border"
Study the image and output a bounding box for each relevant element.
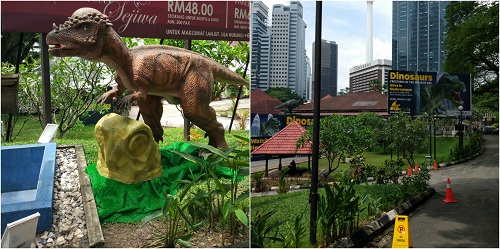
[334,188,436,248]
[58,145,104,247]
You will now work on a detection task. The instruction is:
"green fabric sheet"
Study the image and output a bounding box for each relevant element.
[85,142,236,223]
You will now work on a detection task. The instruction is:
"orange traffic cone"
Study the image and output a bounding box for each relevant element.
[433,160,439,170]
[407,164,413,176]
[443,178,458,203]
[414,162,420,174]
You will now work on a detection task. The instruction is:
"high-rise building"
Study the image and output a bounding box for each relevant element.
[251,1,271,91]
[312,40,338,98]
[349,59,392,93]
[269,1,308,97]
[305,56,312,101]
[392,1,449,72]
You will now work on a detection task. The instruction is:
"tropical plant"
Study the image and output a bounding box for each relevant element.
[252,171,265,191]
[170,140,249,245]
[376,158,404,184]
[281,212,306,248]
[277,167,289,194]
[142,177,206,248]
[251,210,286,248]
[317,179,362,247]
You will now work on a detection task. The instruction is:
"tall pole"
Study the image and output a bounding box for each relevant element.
[310,1,322,245]
[40,33,52,127]
[433,117,437,159]
[459,106,463,150]
[429,118,432,157]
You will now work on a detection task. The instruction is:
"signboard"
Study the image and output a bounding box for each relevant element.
[1,1,249,41]
[250,113,315,138]
[391,215,412,248]
[388,70,472,116]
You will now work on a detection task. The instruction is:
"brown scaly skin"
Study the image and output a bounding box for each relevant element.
[46,8,248,149]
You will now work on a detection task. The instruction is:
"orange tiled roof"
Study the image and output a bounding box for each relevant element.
[251,121,312,155]
[251,88,281,104]
[251,89,284,114]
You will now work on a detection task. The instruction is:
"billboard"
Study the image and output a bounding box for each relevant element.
[388,70,472,116]
[1,1,249,41]
[250,113,315,152]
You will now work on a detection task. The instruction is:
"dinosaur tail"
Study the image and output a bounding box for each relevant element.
[212,64,248,87]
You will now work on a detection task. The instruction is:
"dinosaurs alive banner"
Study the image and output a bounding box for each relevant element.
[2,1,249,41]
[388,70,472,116]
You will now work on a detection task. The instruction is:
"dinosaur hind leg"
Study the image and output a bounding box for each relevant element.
[181,80,228,149]
[137,95,164,143]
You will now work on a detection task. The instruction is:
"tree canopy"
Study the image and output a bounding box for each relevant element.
[443,1,499,114]
[265,87,302,103]
[296,114,373,176]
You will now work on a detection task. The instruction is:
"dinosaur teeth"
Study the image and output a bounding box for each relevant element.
[53,23,57,29]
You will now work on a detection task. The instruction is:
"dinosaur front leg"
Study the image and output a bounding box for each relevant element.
[180,78,228,149]
[115,91,145,110]
[97,73,126,104]
[136,95,164,143]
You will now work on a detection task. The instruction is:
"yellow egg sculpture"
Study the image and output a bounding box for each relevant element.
[95,113,161,184]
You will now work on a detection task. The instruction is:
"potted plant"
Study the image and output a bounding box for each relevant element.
[252,171,265,192]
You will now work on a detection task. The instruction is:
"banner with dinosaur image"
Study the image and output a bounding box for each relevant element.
[388,70,472,116]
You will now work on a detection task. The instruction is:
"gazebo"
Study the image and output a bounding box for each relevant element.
[251,121,312,176]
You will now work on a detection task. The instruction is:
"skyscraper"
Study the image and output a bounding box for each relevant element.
[392,1,449,72]
[251,1,271,91]
[269,1,308,98]
[312,40,338,98]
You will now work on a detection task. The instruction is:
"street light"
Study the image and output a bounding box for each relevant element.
[458,106,463,150]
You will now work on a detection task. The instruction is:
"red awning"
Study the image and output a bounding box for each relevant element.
[1,1,249,41]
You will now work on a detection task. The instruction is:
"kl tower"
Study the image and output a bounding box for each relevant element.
[366,0,373,62]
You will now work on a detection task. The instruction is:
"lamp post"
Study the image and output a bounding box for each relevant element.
[458,106,463,150]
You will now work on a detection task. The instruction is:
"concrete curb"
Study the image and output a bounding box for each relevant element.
[58,145,104,247]
[333,188,436,248]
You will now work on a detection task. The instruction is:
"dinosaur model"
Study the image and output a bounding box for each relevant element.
[274,98,304,114]
[46,7,248,148]
[419,73,466,114]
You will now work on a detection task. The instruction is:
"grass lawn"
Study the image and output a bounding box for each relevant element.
[296,136,464,174]
[2,115,249,165]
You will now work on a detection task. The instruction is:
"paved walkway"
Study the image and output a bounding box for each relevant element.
[385,135,499,247]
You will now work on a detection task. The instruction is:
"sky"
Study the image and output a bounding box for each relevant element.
[260,0,393,92]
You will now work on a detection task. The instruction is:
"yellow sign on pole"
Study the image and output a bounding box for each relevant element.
[392,215,412,248]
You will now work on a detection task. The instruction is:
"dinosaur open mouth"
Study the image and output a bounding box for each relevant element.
[452,91,462,103]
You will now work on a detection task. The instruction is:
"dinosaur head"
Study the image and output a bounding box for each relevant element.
[436,74,466,107]
[46,8,113,61]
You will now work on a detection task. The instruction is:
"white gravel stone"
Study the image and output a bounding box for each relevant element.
[34,148,89,248]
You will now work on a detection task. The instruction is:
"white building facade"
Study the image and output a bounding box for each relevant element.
[269,1,308,98]
[349,59,392,93]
